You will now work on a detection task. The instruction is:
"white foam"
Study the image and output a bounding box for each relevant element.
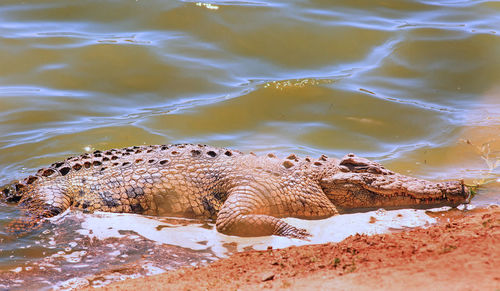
[457,203,476,210]
[77,208,437,257]
[142,262,168,276]
[53,277,89,291]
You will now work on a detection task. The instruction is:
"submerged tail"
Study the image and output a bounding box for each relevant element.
[2,181,64,235]
[7,216,45,234]
[5,195,62,235]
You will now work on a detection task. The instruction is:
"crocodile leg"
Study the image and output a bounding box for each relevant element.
[215,184,338,239]
[217,212,310,239]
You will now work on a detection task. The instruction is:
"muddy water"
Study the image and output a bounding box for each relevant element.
[0,0,499,289]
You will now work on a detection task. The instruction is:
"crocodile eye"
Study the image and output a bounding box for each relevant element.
[339,154,384,174]
[367,167,383,174]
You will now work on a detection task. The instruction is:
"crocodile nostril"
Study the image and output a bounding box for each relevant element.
[367,167,382,174]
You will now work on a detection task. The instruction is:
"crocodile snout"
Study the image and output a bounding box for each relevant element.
[440,180,470,204]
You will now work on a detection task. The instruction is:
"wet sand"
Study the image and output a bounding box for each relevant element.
[89,205,499,291]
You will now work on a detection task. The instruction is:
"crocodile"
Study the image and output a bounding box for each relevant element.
[1,144,470,238]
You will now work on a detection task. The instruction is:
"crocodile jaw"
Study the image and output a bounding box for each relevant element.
[320,172,470,212]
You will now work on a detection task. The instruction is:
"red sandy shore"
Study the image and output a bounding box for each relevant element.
[93,206,499,291]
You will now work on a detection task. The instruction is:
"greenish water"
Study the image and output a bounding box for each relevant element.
[0,0,499,289]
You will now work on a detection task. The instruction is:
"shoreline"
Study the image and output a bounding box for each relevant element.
[87,205,499,291]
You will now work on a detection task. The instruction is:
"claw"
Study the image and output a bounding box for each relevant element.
[282,226,311,240]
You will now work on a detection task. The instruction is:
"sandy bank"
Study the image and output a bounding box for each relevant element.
[88,205,499,291]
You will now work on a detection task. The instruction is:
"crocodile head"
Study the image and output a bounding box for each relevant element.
[320,154,470,213]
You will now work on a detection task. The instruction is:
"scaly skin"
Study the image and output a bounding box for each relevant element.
[1,144,470,238]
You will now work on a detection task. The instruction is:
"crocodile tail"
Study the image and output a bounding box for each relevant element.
[2,171,47,203]
[1,181,26,203]
[1,182,44,235]
[6,197,57,235]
